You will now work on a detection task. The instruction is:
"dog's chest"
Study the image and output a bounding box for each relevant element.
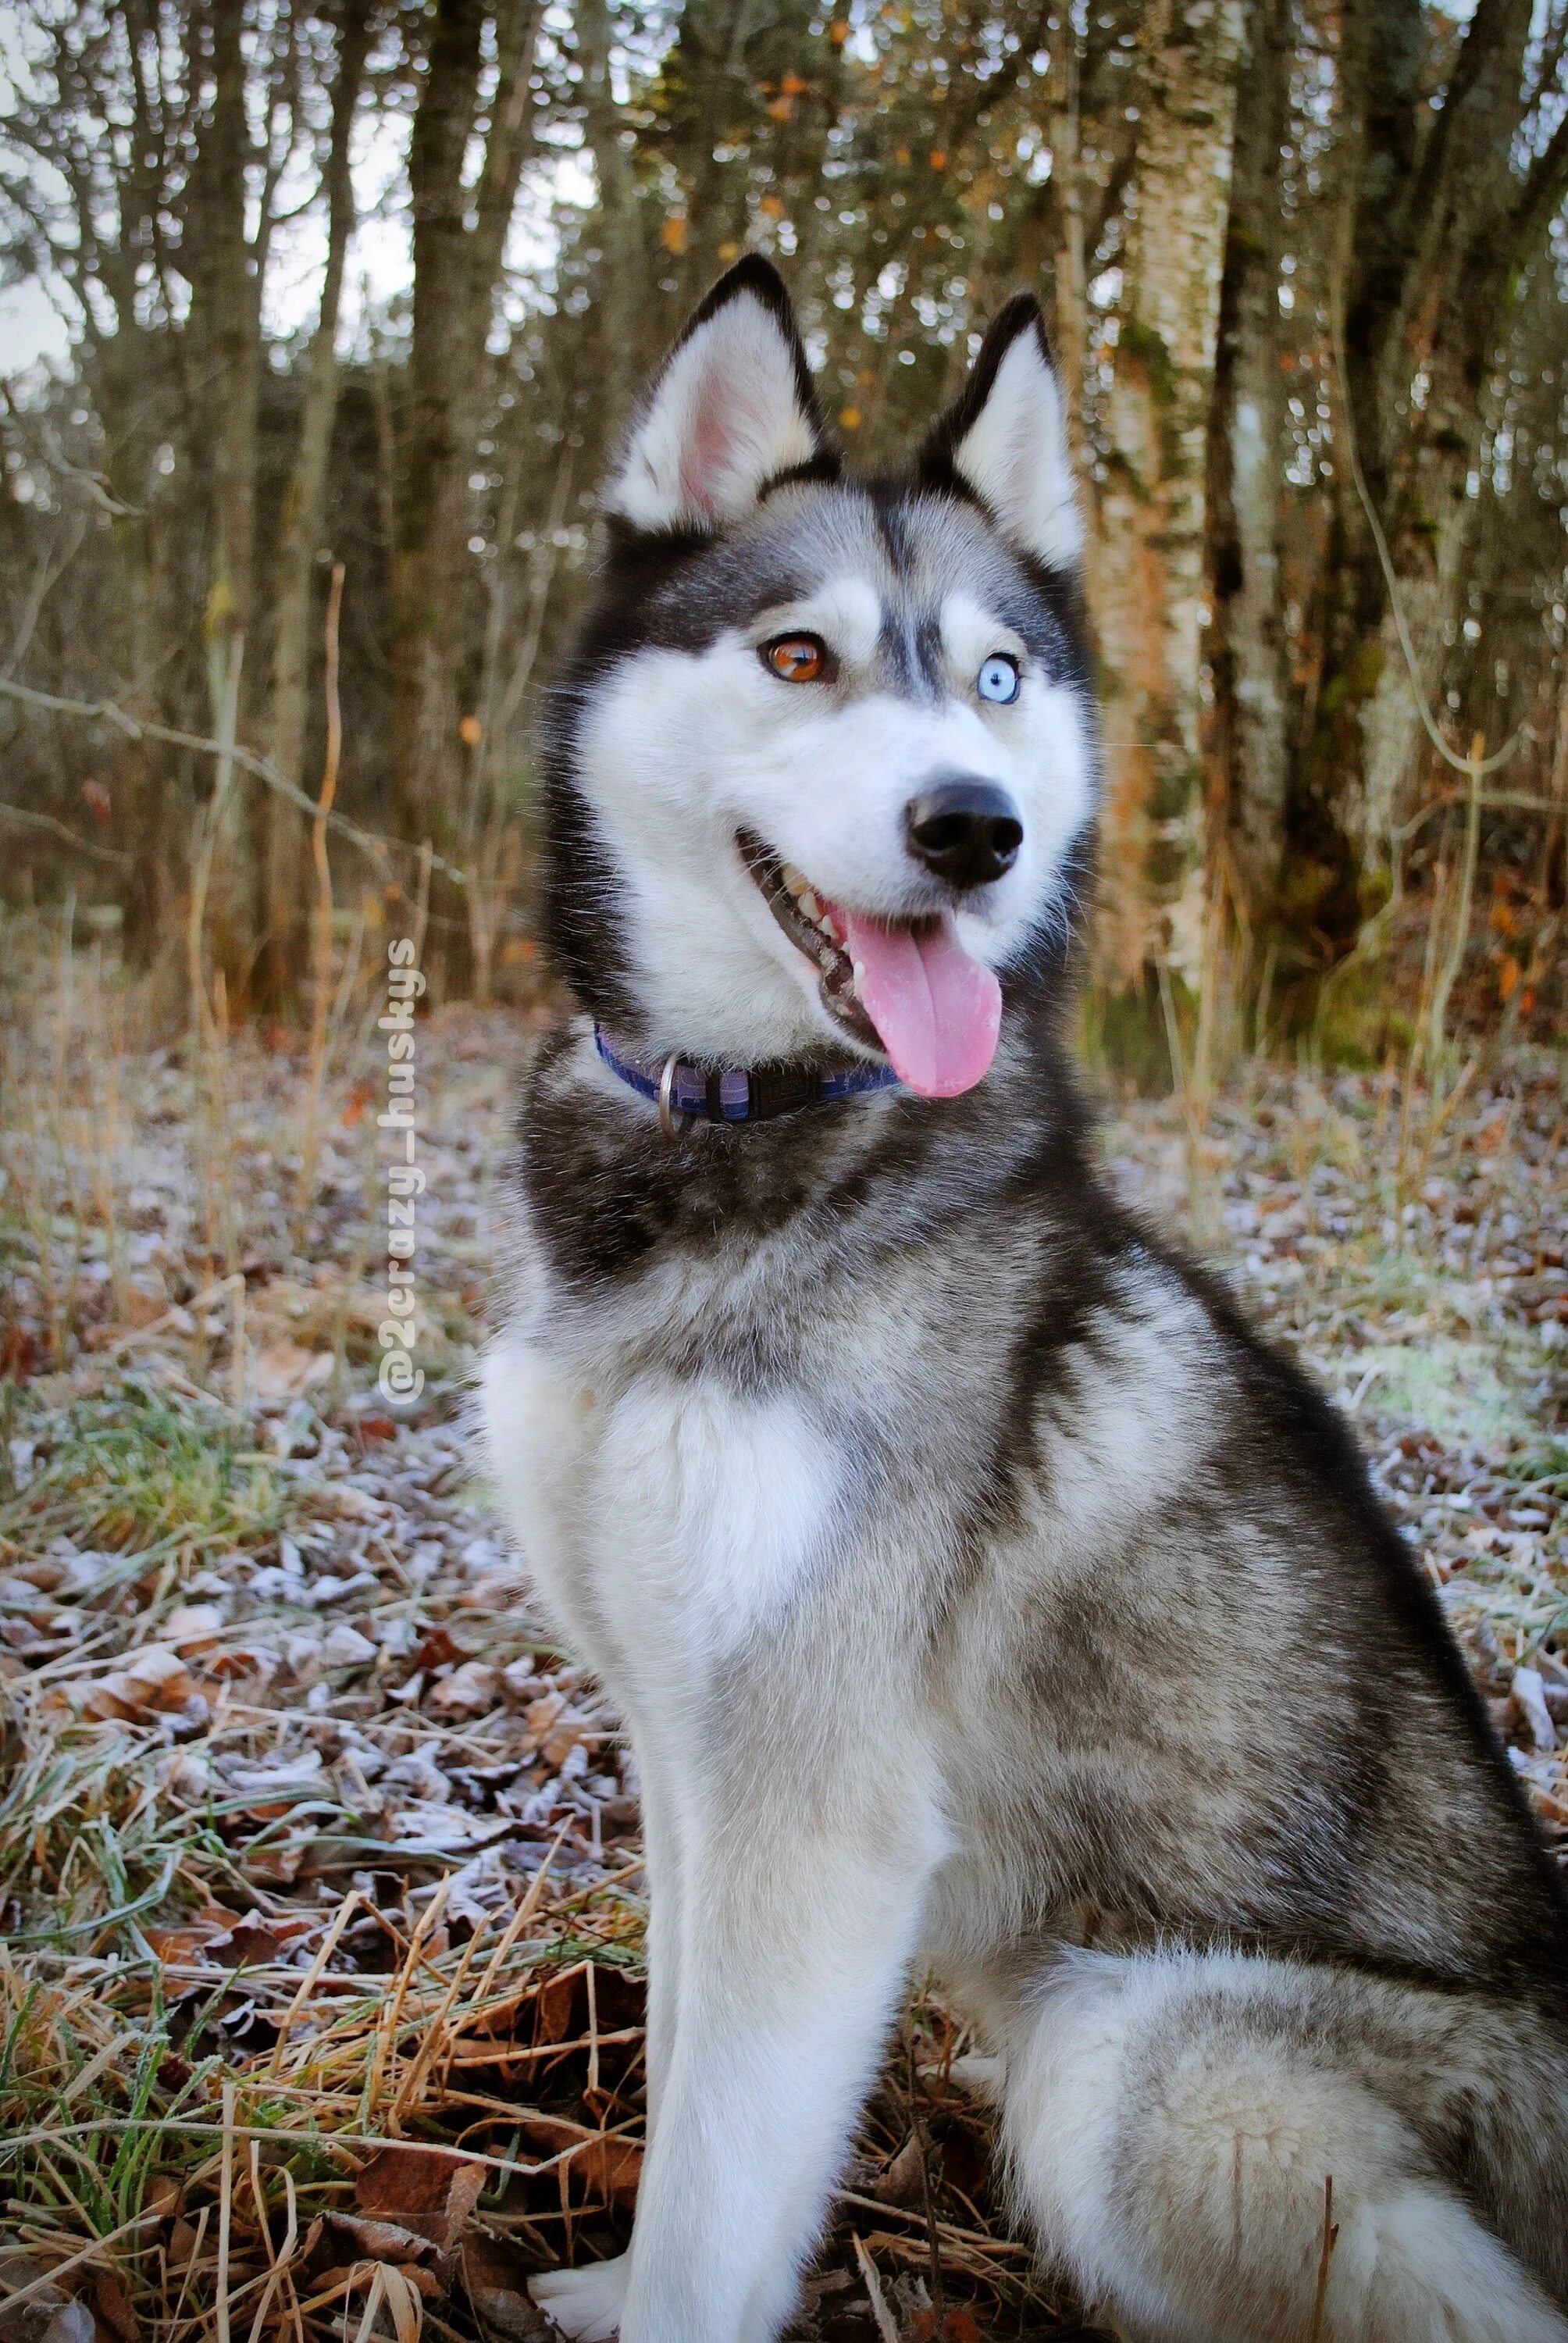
[483,1311,841,1687]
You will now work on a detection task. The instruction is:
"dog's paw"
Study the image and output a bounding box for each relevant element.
[528,2255,630,2341]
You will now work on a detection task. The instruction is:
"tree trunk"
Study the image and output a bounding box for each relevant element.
[1295,0,1566,961]
[576,0,646,444]
[1052,23,1090,483]
[262,0,374,1011]
[185,0,265,991]
[393,0,486,847]
[1093,0,1248,993]
[1205,0,1290,916]
[392,0,542,856]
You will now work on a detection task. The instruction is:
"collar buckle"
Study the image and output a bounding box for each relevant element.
[657,1052,693,1139]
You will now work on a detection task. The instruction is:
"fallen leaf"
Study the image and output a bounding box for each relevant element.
[319,1483,388,1524]
[320,1623,378,1669]
[355,2146,486,2254]
[2,2298,94,2343]
[165,2224,205,2278]
[871,2136,925,2206]
[457,1568,530,1610]
[534,1970,578,2045]
[155,1604,226,1653]
[911,2313,980,2343]
[501,1661,551,1702]
[515,2114,642,2209]
[142,1917,237,1966]
[523,1692,593,1767]
[415,1626,465,1672]
[254,1342,333,1403]
[459,2237,551,2339]
[202,1907,318,1967]
[427,1660,498,1717]
[386,1803,512,1853]
[240,1838,306,1886]
[89,2273,139,2343]
[323,2213,434,2264]
[203,1642,280,1681]
[119,1285,168,1330]
[76,1646,194,1720]
[143,2177,184,2221]
[0,2261,95,2343]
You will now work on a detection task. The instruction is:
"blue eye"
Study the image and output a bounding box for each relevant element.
[978,654,1020,704]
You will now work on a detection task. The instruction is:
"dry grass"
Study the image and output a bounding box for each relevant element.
[0,905,1563,2343]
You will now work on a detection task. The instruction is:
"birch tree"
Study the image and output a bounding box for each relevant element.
[1092,0,1248,994]
[1205,0,1291,915]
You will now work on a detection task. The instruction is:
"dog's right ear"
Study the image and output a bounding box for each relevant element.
[606,258,833,534]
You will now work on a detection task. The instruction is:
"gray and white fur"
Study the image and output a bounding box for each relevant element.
[482,259,1568,2343]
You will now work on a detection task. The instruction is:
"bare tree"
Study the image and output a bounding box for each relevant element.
[1299,0,1568,952]
[262,0,376,1007]
[2,0,1564,1041]
[391,0,543,858]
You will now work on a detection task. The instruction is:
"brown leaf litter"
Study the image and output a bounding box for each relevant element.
[0,949,1562,2340]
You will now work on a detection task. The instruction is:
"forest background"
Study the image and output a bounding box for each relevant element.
[2,0,1566,1065]
[1,9,1566,2338]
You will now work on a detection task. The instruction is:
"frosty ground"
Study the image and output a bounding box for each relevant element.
[2,947,1563,2343]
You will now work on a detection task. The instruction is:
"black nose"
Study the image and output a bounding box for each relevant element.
[904,776,1023,890]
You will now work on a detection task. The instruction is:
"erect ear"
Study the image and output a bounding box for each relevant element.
[920,294,1081,571]
[606,257,834,533]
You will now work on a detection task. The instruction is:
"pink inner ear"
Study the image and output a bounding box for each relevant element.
[679,375,735,519]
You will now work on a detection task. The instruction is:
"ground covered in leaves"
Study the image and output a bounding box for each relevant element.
[1,934,1563,2343]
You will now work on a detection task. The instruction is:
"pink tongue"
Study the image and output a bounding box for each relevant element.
[835,908,1001,1097]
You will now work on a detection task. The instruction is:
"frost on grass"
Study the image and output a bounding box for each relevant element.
[0,943,1563,2343]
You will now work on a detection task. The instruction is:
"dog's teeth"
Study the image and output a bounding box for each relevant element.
[800,890,821,921]
[780,863,807,897]
[820,910,841,943]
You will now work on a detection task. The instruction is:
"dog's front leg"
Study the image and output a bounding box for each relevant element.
[618,1799,936,2343]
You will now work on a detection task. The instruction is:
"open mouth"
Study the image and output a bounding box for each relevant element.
[739,830,1002,1099]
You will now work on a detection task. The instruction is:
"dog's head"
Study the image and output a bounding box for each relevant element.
[544,258,1096,1099]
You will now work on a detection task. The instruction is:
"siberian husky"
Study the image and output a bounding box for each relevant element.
[482,259,1568,2342]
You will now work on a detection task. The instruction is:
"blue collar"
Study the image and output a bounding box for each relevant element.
[593,1026,902,1132]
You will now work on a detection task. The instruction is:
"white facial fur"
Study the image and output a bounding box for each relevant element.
[583,278,1093,1062]
[576,573,1095,1063]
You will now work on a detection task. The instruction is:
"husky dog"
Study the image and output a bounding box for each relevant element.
[482,259,1568,2343]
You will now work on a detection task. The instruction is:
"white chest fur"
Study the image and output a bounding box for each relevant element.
[480,1328,839,1700]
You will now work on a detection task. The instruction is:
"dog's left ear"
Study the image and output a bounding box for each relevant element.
[920,295,1082,572]
[607,257,832,533]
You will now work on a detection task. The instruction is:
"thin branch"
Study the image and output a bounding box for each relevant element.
[0,801,131,865]
[0,676,469,883]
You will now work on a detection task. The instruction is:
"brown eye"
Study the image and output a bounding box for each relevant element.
[764,634,826,683]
